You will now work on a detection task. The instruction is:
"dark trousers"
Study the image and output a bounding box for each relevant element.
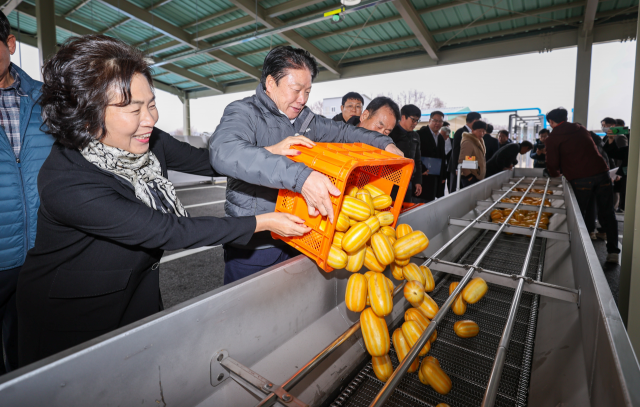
[223,245,300,285]
[460,174,479,189]
[448,171,457,193]
[0,266,20,374]
[570,172,620,254]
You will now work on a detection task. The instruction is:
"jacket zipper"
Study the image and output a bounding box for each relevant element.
[16,156,29,254]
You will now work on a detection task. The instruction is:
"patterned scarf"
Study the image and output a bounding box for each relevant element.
[81,140,188,217]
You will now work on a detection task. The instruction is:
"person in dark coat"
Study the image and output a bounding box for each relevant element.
[417,110,446,202]
[388,104,422,201]
[530,128,549,168]
[497,130,512,148]
[437,125,451,197]
[482,124,500,161]
[545,108,619,263]
[485,141,533,177]
[447,112,481,193]
[16,36,310,368]
[332,92,363,123]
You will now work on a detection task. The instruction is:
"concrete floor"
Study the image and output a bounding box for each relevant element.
[161,181,625,310]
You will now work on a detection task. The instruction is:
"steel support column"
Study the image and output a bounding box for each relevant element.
[572,25,593,126]
[182,94,191,136]
[35,0,57,66]
[620,8,640,354]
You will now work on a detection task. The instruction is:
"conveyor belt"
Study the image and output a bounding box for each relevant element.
[327,230,546,407]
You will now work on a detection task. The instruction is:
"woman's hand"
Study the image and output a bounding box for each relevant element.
[265,136,315,156]
[255,213,311,237]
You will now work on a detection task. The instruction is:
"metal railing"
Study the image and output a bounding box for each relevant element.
[253,178,529,407]
[368,177,546,407]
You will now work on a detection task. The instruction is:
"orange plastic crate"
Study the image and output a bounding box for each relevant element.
[272,142,414,272]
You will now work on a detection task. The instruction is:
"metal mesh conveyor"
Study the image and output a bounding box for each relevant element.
[327,231,546,407]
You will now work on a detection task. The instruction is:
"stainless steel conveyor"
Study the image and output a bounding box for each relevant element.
[0,168,638,407]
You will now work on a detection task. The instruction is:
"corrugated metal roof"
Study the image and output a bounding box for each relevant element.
[10,0,639,94]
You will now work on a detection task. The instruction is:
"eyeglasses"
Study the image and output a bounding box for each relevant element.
[430,119,444,124]
[409,117,420,124]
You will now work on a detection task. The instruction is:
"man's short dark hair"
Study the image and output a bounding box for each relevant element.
[40,35,153,150]
[486,124,494,134]
[472,120,487,131]
[520,140,533,150]
[366,96,400,121]
[342,92,364,106]
[546,108,568,123]
[601,117,617,126]
[539,128,550,136]
[0,11,9,45]
[616,118,626,126]
[430,110,444,119]
[498,130,509,137]
[261,46,319,89]
[466,112,481,123]
[443,121,450,127]
[401,104,421,119]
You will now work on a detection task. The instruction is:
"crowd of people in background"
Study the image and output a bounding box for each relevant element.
[331,95,628,266]
[331,92,535,200]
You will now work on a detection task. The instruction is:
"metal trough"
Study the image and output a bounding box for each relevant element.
[1,168,638,407]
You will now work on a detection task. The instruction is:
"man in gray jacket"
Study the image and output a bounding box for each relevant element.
[210,46,401,284]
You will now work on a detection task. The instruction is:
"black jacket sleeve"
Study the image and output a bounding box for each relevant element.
[39,172,256,252]
[154,128,217,177]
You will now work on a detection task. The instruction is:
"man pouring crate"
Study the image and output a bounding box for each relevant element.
[209,46,403,284]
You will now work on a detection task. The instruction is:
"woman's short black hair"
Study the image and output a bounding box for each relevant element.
[261,46,319,89]
[472,120,487,131]
[40,35,154,149]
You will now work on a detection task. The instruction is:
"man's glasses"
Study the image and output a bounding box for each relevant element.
[430,119,444,124]
[409,117,420,124]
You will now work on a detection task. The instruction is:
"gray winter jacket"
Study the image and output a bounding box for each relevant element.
[209,84,395,249]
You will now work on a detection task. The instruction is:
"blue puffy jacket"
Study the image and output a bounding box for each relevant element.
[0,64,54,271]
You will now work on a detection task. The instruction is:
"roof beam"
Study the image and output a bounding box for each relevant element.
[266,0,328,18]
[189,16,637,98]
[392,0,439,60]
[153,79,185,97]
[155,64,223,93]
[144,40,184,56]
[192,15,255,42]
[149,0,177,11]
[62,0,92,17]
[582,0,599,34]
[96,0,194,46]
[439,7,638,47]
[95,0,261,80]
[182,7,239,29]
[329,35,415,56]
[228,0,340,75]
[1,0,22,15]
[16,2,223,94]
[431,1,591,35]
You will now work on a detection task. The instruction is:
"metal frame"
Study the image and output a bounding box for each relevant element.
[428,258,580,304]
[369,177,548,406]
[476,200,566,214]
[448,218,570,241]
[2,169,639,406]
[482,179,551,406]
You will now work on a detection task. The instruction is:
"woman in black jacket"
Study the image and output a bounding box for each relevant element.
[16,35,310,367]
